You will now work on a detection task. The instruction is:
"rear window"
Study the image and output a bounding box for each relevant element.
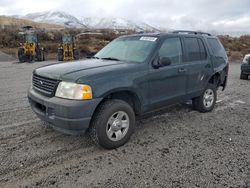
[207,38,227,58]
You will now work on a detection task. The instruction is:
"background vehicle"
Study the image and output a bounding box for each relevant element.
[57,35,79,61]
[18,32,45,63]
[240,54,250,80]
[28,31,229,149]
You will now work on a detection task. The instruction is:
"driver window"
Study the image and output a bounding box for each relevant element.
[158,38,182,65]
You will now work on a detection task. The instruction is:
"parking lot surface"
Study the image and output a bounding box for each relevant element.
[0,60,249,187]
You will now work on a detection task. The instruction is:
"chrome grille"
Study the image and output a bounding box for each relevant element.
[32,74,58,96]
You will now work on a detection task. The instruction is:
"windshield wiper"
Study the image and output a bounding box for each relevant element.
[87,56,100,59]
[100,57,121,61]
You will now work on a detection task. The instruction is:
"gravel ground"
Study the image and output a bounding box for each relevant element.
[0,52,17,62]
[0,60,249,188]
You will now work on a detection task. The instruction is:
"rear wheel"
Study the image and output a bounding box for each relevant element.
[240,72,248,80]
[192,84,217,113]
[89,99,135,149]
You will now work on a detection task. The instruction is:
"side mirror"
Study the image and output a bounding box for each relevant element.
[159,57,171,67]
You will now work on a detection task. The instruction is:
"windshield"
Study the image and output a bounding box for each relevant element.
[95,36,157,63]
[243,55,250,64]
[25,34,37,43]
[63,36,73,44]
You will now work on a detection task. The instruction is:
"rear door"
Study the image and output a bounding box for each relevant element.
[148,37,187,109]
[183,37,213,95]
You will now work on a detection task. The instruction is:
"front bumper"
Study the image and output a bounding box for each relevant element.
[28,87,102,134]
[241,63,250,74]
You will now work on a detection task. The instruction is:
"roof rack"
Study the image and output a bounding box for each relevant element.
[172,30,212,36]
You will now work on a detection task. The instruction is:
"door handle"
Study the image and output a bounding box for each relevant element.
[178,68,187,73]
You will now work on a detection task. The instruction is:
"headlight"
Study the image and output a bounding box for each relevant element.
[55,82,92,100]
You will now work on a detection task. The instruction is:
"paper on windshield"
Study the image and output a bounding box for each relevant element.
[139,37,157,42]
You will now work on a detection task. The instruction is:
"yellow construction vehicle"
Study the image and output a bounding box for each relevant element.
[18,33,45,63]
[57,35,79,61]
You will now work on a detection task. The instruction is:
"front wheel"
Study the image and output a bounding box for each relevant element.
[28,55,34,63]
[192,84,217,113]
[57,49,64,61]
[18,48,25,63]
[89,99,135,149]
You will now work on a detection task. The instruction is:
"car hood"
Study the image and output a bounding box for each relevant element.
[34,59,138,82]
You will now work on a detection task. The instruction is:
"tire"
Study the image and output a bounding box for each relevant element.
[192,84,217,113]
[240,72,248,80]
[42,51,45,61]
[28,55,34,63]
[58,49,64,61]
[89,99,135,149]
[36,49,42,61]
[73,49,79,60]
[18,48,25,63]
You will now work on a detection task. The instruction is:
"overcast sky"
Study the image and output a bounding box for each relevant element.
[0,0,250,33]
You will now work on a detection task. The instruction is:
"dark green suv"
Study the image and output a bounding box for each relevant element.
[28,31,229,149]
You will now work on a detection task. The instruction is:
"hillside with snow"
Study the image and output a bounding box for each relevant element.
[81,17,158,31]
[20,11,87,28]
[15,11,159,31]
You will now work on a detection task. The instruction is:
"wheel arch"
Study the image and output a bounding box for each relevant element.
[208,72,221,88]
[97,89,142,115]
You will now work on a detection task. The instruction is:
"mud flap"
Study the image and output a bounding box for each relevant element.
[221,75,228,91]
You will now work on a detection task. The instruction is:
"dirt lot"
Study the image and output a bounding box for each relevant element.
[0,59,249,188]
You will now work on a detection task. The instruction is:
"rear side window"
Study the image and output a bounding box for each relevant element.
[185,38,200,61]
[207,38,227,58]
[184,37,207,61]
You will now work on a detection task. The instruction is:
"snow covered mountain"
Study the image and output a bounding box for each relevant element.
[81,17,159,31]
[16,11,158,31]
[21,11,87,28]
